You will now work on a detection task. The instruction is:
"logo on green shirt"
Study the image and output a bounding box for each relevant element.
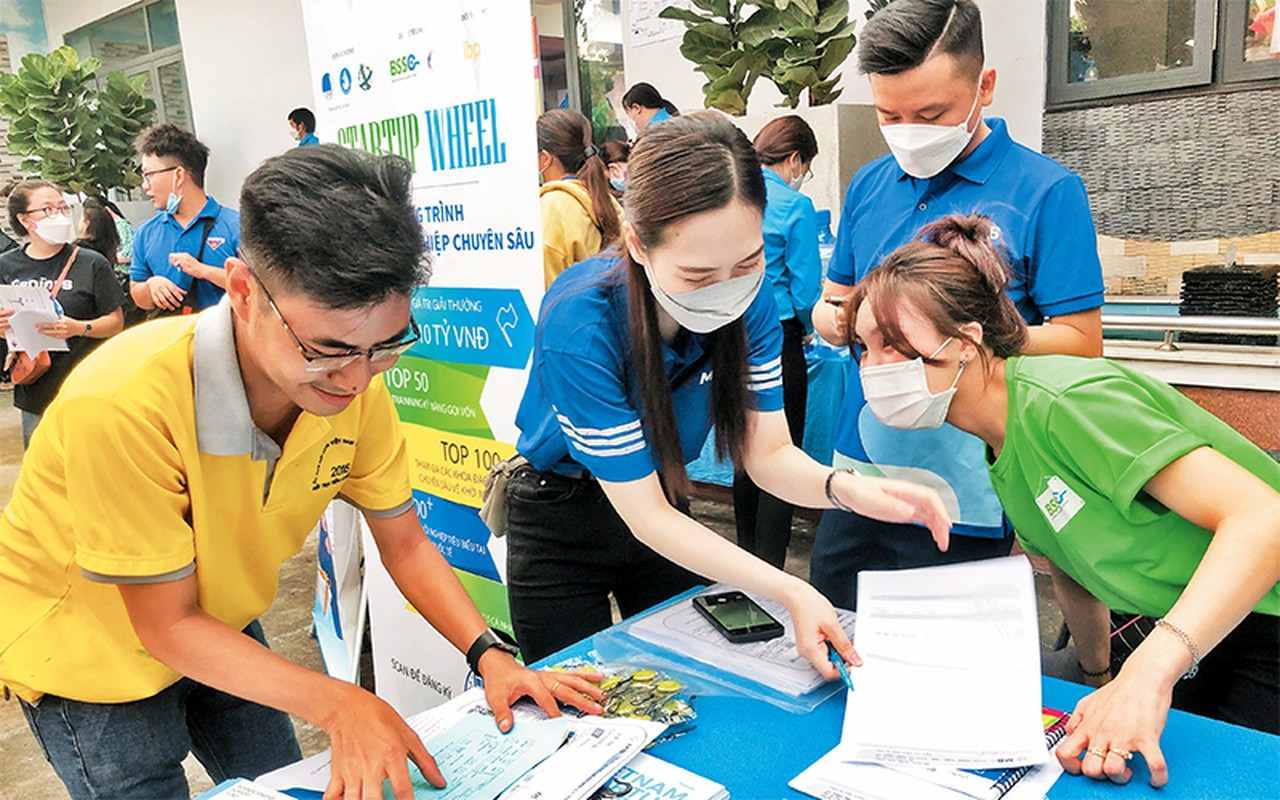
[1037,476,1084,532]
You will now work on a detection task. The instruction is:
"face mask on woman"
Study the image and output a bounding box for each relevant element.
[34,213,75,245]
[644,263,763,334]
[860,337,966,430]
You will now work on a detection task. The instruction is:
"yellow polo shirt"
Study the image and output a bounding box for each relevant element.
[0,301,412,703]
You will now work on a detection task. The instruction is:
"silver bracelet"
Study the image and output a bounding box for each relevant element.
[1155,618,1201,680]
[824,468,857,513]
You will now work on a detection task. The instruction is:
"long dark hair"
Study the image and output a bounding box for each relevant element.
[849,213,1027,372]
[537,109,621,244]
[622,113,765,503]
[622,82,678,116]
[78,197,120,267]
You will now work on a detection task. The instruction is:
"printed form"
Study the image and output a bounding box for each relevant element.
[839,556,1048,769]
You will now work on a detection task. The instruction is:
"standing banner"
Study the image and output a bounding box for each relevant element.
[300,0,543,717]
[312,500,365,683]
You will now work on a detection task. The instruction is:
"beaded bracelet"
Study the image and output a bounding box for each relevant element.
[1155,618,1201,680]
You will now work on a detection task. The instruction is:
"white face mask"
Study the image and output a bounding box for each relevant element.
[644,262,763,334]
[879,82,983,179]
[34,214,75,245]
[860,337,966,430]
[787,172,806,191]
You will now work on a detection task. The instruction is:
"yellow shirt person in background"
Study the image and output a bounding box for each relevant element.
[0,145,602,800]
[537,109,622,288]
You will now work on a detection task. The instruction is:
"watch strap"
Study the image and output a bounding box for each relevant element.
[465,628,519,674]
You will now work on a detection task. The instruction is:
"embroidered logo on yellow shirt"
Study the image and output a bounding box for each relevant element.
[1037,475,1084,532]
[313,436,355,490]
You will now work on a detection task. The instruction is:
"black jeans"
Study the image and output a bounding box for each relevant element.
[733,317,808,568]
[505,466,702,664]
[810,510,1015,610]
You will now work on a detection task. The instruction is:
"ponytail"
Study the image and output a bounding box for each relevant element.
[537,109,621,244]
[622,82,679,116]
[849,213,1027,366]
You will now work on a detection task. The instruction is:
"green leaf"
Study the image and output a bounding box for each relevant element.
[658,7,711,25]
[815,0,850,33]
[816,34,856,78]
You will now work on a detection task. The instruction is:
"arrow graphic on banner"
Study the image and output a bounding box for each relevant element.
[409,287,534,370]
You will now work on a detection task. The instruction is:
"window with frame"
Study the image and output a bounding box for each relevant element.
[63,0,193,130]
[1047,1,1279,106]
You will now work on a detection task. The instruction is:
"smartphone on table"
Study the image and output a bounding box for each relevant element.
[692,590,785,644]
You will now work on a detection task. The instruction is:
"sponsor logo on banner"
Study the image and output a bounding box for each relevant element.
[389,53,419,81]
[321,72,333,99]
[357,63,373,91]
[463,40,481,60]
[339,67,352,94]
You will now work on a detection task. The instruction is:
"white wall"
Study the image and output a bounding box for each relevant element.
[621,0,1046,151]
[44,0,313,206]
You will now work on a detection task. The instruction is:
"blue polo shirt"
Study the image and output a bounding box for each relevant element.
[131,196,239,312]
[761,168,822,332]
[827,117,1104,538]
[299,133,320,147]
[646,108,673,129]
[515,254,785,482]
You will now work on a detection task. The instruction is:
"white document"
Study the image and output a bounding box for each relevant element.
[627,584,854,697]
[791,745,1062,800]
[256,687,664,800]
[839,556,1047,769]
[606,753,728,800]
[201,779,295,799]
[0,285,68,354]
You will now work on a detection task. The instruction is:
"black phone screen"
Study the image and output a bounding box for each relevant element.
[693,591,784,641]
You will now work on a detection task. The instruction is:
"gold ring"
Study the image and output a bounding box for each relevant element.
[550,681,561,694]
[1111,748,1133,761]
[1087,746,1109,759]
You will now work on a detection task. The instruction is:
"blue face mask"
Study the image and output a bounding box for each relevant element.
[165,190,181,215]
[610,176,626,192]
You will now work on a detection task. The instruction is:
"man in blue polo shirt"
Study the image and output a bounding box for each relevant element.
[810,0,1104,609]
[130,124,238,314]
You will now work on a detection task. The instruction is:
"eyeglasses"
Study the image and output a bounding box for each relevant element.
[140,165,179,185]
[23,203,72,220]
[246,263,420,373]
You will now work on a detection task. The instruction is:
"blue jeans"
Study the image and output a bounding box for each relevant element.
[20,621,301,800]
[21,409,40,448]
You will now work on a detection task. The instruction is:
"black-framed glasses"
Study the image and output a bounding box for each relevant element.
[246,263,420,373]
[140,165,179,185]
[22,203,72,220]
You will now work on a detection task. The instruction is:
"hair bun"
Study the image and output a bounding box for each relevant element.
[917,213,1010,296]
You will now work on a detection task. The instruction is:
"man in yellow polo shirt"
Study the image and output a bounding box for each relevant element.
[0,145,603,800]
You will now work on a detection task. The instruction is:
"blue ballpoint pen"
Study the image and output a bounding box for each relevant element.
[827,642,855,692]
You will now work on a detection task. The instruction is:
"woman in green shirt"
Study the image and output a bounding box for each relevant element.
[842,213,1280,788]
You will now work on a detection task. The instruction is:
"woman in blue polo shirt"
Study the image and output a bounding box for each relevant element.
[502,113,950,671]
[622,82,678,132]
[731,115,822,568]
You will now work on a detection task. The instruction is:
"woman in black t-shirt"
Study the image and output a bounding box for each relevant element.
[1,182,125,446]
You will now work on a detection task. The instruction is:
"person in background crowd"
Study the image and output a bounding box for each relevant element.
[810,0,1104,610]
[730,115,824,569]
[0,146,603,800]
[600,139,631,198]
[622,82,679,132]
[130,124,240,315]
[537,109,622,289]
[77,197,121,269]
[288,107,320,147]
[101,197,136,267]
[0,181,124,446]
[79,197,144,327]
[501,112,950,671]
[849,212,1280,786]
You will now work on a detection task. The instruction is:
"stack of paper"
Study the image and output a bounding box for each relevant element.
[627,584,855,697]
[0,285,68,355]
[253,687,666,800]
[789,557,1065,800]
[593,752,728,800]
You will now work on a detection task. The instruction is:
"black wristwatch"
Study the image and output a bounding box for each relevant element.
[465,629,520,675]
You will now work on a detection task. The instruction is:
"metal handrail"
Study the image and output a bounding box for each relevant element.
[1101,314,1280,352]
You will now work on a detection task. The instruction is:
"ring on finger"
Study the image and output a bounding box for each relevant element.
[1110,747,1133,761]
[1087,746,1109,759]
[550,681,561,694]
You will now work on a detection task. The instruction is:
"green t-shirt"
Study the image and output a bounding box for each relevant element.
[989,355,1280,618]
